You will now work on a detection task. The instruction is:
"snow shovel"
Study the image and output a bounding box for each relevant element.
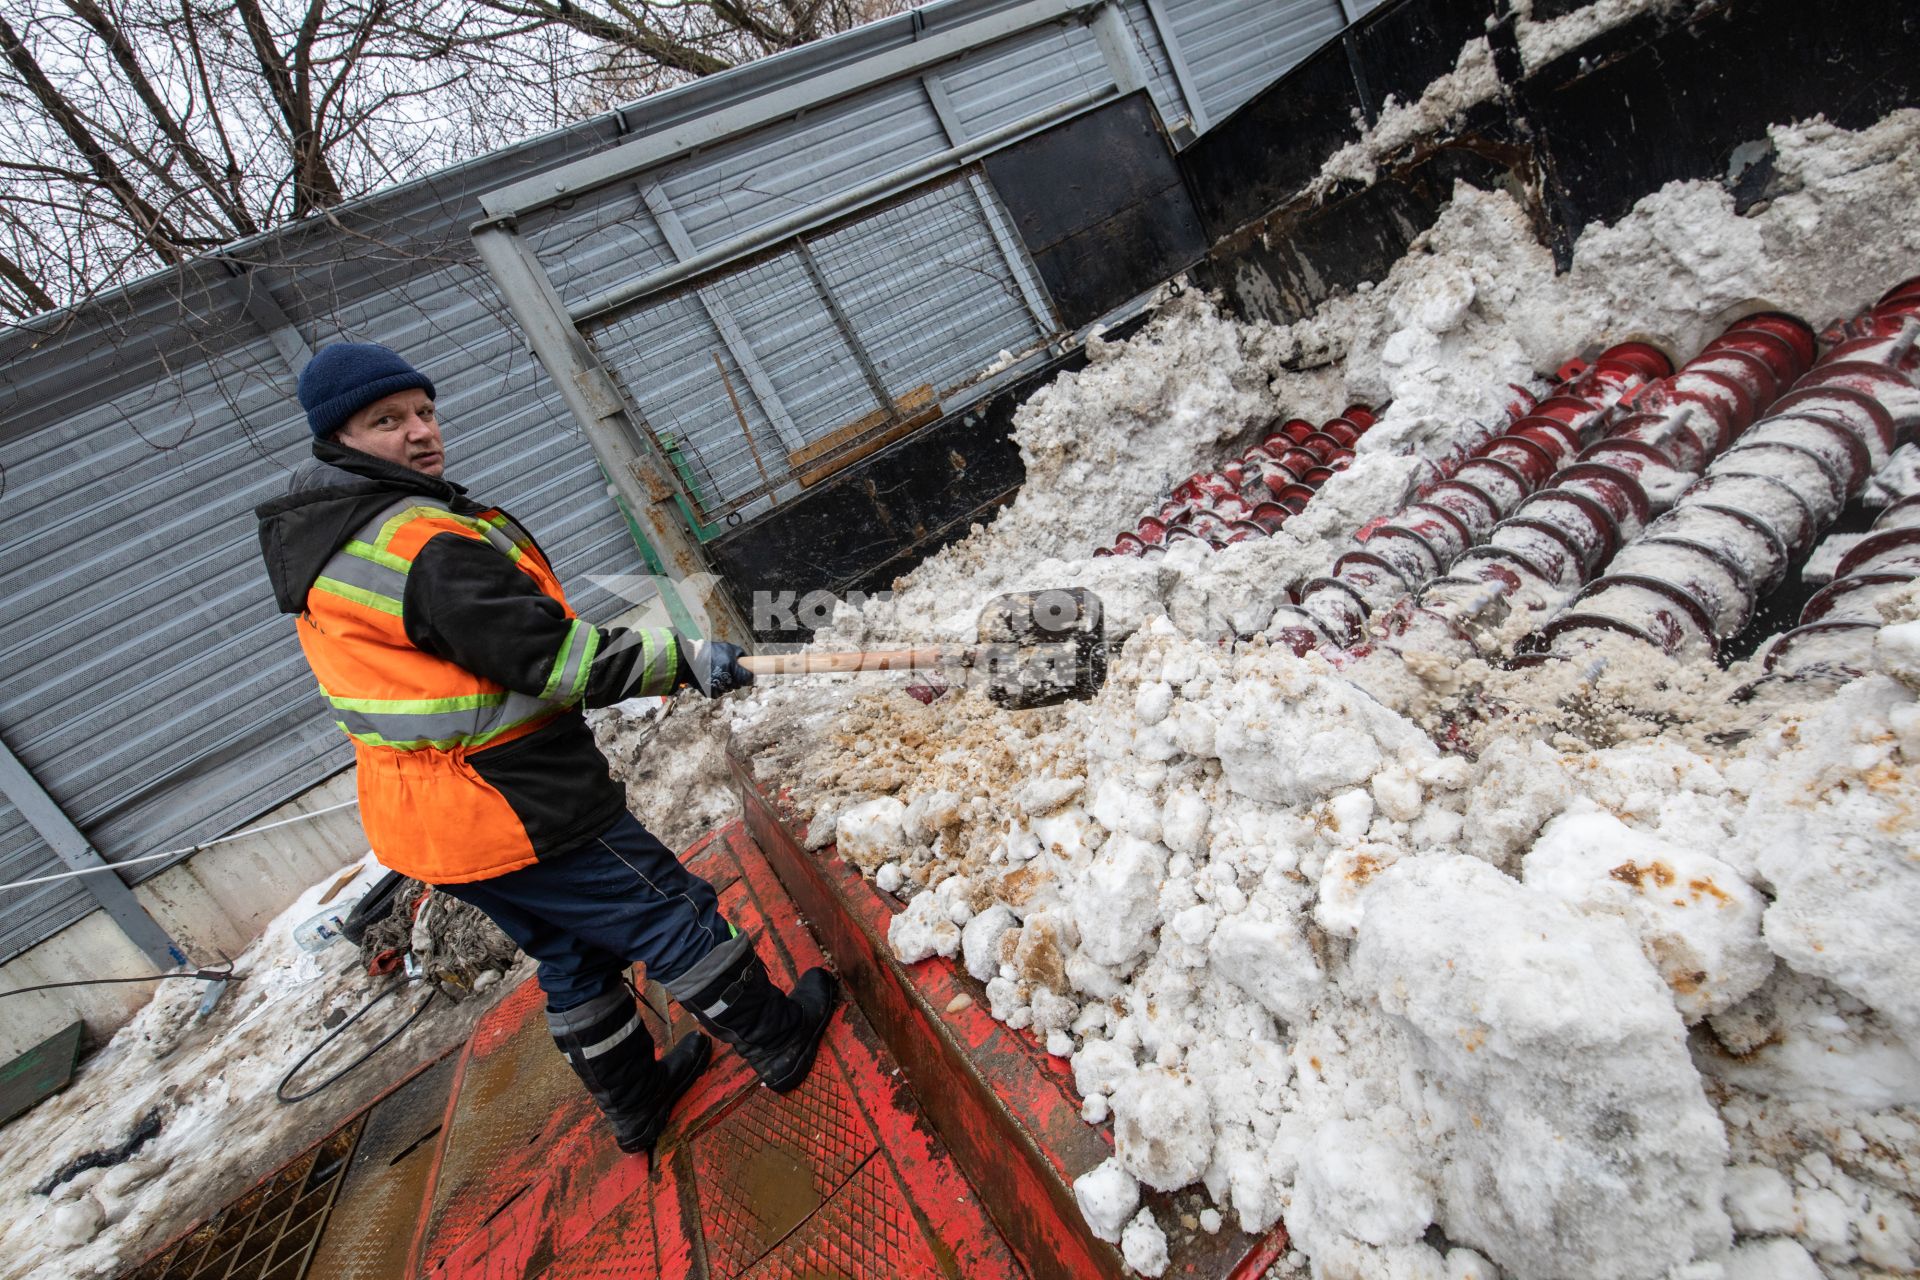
[692,588,1106,710]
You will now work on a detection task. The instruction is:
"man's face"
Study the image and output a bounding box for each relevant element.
[336,389,444,477]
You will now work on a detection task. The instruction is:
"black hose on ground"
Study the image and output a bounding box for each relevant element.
[277,979,437,1104]
[1,958,236,999]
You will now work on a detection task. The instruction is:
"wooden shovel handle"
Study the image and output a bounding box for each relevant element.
[739,647,950,676]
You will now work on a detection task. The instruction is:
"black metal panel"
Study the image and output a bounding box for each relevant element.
[1520,0,1920,244]
[1352,0,1500,121]
[1193,108,1523,324]
[1177,37,1362,241]
[981,93,1206,329]
[708,316,1152,642]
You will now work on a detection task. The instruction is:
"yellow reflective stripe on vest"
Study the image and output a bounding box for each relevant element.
[333,689,562,751]
[539,619,600,702]
[634,628,679,698]
[341,538,410,573]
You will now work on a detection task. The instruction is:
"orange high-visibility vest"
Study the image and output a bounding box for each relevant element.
[295,496,671,882]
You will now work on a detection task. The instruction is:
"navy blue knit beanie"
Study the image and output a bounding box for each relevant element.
[298,343,436,439]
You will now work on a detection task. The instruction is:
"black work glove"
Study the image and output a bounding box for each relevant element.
[704,640,754,696]
[675,636,755,697]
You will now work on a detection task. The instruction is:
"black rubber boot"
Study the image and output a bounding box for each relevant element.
[675,944,838,1094]
[548,987,712,1154]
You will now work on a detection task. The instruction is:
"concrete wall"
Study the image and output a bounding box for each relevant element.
[0,771,365,1060]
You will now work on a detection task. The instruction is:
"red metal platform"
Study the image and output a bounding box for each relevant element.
[332,820,1017,1280]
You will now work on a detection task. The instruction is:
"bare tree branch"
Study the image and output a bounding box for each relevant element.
[60,0,261,233]
[0,9,194,261]
[0,0,907,315]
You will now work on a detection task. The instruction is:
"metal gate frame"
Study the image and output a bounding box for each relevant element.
[469,0,1163,646]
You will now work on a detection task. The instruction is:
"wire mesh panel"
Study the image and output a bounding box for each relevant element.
[520,185,677,314]
[707,249,884,474]
[807,179,1045,405]
[585,173,1050,527]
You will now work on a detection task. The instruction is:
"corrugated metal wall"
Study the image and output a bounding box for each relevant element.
[506,0,1209,528]
[1156,0,1351,126]
[0,0,1370,962]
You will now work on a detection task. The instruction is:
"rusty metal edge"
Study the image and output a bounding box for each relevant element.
[727,750,1121,1280]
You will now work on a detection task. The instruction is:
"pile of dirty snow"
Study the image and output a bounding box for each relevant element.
[725,105,1920,1279]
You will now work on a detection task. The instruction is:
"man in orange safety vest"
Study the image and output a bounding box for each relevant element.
[256,342,835,1155]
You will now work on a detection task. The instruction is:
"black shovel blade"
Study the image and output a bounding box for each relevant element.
[976,588,1106,710]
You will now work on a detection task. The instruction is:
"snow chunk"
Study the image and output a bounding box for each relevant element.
[1723,1164,1796,1236]
[961,905,1018,981]
[49,1197,105,1247]
[1372,766,1424,823]
[837,797,907,869]
[1111,1068,1215,1191]
[1742,678,1920,1049]
[1072,1157,1139,1244]
[1216,664,1432,807]
[1526,807,1771,1021]
[1121,1207,1170,1277]
[1068,835,1167,968]
[1350,856,1731,1278]
[1073,1037,1136,1098]
[1208,914,1324,1026]
[887,889,960,964]
[1720,1239,1822,1280]
[1879,620,1920,689]
[1294,1116,1435,1247]
[1444,1247,1498,1280]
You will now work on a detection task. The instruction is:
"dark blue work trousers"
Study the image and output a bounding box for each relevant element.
[436,812,735,1013]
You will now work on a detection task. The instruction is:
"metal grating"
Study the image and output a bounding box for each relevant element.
[418,981,581,1272]
[302,1056,459,1280]
[687,1047,876,1278]
[118,1114,365,1280]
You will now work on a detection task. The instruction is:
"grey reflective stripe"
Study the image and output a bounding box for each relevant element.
[492,689,565,735]
[633,628,679,698]
[661,928,750,1005]
[541,620,598,702]
[336,691,565,751]
[317,546,410,601]
[580,1014,642,1060]
[480,521,522,559]
[546,987,632,1038]
[332,702,490,746]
